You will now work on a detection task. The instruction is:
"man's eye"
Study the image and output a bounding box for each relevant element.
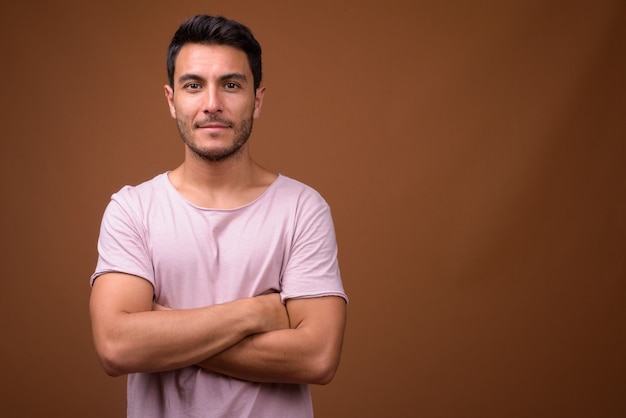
[185,83,201,90]
[225,82,239,89]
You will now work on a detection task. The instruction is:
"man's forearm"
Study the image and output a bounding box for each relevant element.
[198,328,324,384]
[99,303,255,375]
[90,274,289,376]
[197,296,347,385]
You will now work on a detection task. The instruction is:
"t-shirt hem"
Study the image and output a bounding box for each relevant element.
[281,291,348,304]
[90,270,154,288]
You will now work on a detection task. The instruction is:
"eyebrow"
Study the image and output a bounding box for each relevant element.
[177,72,248,85]
[220,73,248,83]
[177,73,205,84]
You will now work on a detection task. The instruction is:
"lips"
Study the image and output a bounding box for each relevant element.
[198,123,229,129]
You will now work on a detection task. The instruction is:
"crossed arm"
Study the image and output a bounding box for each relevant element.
[89,272,347,384]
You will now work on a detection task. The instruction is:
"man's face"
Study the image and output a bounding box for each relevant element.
[164,43,265,162]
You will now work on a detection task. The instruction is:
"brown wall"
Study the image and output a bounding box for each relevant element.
[1,1,624,417]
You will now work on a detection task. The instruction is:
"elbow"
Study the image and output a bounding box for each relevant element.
[102,365,125,378]
[309,367,337,385]
[303,332,345,385]
[99,358,127,378]
[307,353,341,385]
[94,339,134,377]
[311,370,336,386]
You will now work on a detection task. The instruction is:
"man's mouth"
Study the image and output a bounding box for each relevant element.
[198,123,229,129]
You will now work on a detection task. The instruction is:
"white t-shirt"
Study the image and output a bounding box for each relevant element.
[91,173,347,418]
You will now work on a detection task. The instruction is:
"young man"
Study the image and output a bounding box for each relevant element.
[89,15,347,418]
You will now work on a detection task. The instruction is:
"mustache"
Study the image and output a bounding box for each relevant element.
[194,116,233,128]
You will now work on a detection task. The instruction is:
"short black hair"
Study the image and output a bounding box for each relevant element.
[167,15,262,89]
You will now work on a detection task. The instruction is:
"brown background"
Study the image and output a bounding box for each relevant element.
[1,0,624,417]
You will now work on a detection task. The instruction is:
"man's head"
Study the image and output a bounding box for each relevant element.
[167,15,262,90]
[164,16,266,163]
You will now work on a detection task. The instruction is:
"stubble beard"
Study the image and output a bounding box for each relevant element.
[177,114,254,163]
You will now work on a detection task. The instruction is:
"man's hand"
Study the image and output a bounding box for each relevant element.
[197,296,347,385]
[151,293,289,332]
[249,293,290,333]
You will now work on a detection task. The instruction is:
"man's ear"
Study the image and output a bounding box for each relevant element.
[253,86,266,119]
[164,85,176,119]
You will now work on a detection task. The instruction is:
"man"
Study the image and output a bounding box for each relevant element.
[89,14,347,418]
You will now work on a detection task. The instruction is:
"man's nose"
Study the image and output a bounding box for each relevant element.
[203,87,222,114]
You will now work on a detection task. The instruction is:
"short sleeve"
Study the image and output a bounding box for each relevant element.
[279,193,347,303]
[90,189,155,287]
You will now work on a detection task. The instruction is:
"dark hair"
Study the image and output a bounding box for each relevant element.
[167,15,262,89]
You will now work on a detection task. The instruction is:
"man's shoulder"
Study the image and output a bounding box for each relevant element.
[108,172,170,211]
[274,174,319,193]
[113,173,167,196]
[271,175,329,208]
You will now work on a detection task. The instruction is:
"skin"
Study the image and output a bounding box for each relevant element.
[90,43,347,384]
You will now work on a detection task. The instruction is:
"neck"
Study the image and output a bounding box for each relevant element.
[168,145,276,208]
[182,145,253,189]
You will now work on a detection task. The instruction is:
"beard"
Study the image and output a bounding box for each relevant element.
[177,113,254,162]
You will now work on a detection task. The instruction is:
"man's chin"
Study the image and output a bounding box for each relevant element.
[190,144,244,163]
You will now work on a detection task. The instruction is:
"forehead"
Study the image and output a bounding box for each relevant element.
[174,43,251,79]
